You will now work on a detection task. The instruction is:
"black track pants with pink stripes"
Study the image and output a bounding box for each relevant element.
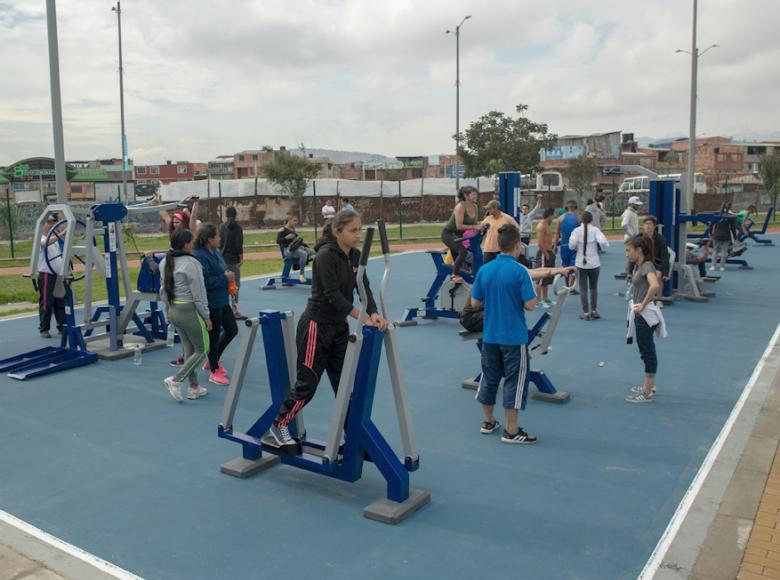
[275,313,350,427]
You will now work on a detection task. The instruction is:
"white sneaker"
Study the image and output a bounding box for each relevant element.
[164,376,183,403]
[187,385,208,400]
[631,385,657,396]
[299,275,307,283]
[719,267,725,271]
[709,266,717,271]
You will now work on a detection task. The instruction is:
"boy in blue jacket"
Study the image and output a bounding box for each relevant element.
[193,223,238,386]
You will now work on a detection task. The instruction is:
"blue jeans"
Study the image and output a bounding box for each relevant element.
[285,248,309,276]
[477,343,529,410]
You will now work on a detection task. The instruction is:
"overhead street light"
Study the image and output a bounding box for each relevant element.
[112,2,129,203]
[445,14,471,194]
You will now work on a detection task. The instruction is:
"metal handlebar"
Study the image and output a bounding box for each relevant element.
[360,227,374,266]
[377,220,390,255]
[552,270,578,297]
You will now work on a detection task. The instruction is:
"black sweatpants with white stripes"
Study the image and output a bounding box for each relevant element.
[275,313,350,427]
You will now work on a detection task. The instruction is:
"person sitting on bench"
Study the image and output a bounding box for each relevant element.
[276,213,314,283]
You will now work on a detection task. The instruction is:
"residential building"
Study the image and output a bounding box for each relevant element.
[208,156,234,180]
[134,160,207,185]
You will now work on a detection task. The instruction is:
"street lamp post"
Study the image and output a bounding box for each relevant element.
[45,0,67,204]
[676,0,719,265]
[446,15,471,194]
[112,2,128,204]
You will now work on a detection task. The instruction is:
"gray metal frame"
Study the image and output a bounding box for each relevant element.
[534,272,577,357]
[379,250,419,462]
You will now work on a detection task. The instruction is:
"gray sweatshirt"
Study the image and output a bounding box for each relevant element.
[518,201,543,236]
[159,254,210,320]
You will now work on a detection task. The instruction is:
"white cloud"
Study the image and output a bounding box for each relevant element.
[0,0,778,166]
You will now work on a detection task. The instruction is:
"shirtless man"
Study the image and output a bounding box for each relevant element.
[535,207,557,308]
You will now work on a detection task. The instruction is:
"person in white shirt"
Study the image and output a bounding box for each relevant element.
[321,199,336,222]
[615,195,642,279]
[36,215,67,338]
[568,211,609,320]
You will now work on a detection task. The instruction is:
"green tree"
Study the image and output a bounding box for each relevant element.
[565,155,599,198]
[264,148,321,222]
[758,153,780,217]
[458,104,556,177]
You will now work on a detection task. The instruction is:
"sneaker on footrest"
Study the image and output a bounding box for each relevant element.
[268,423,301,454]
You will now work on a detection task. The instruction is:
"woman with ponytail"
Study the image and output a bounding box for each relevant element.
[568,210,609,320]
[624,234,667,404]
[159,229,212,403]
[266,209,388,453]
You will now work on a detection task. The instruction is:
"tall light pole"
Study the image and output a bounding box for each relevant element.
[45,0,67,203]
[112,2,128,203]
[446,15,471,194]
[675,0,718,267]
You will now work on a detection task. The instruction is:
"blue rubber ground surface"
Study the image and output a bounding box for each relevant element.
[0,238,778,579]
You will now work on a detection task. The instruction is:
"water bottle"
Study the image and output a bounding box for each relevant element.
[133,345,143,366]
[166,323,175,348]
[624,286,632,302]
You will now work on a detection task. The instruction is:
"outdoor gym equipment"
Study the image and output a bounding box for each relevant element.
[397,230,483,326]
[218,221,430,524]
[0,201,179,380]
[459,272,575,403]
[740,208,775,246]
[260,244,313,289]
[646,178,756,302]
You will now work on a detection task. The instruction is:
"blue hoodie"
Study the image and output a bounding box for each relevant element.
[193,247,230,309]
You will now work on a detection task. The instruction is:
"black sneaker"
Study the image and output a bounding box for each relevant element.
[169,356,184,368]
[590,310,601,319]
[39,331,51,339]
[614,272,627,279]
[501,428,537,445]
[480,419,501,434]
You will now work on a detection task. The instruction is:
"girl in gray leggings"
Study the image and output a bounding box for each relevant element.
[159,229,213,403]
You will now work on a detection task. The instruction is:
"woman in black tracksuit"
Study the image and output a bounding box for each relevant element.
[269,210,388,451]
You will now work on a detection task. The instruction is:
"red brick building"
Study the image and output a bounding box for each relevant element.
[134,161,207,185]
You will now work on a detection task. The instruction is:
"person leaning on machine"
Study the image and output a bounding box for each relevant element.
[267,210,389,453]
[470,224,539,445]
[36,214,67,338]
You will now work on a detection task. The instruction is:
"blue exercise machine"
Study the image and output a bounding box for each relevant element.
[741,208,775,246]
[397,230,483,326]
[459,273,575,403]
[218,221,430,524]
[0,201,178,379]
[648,178,756,302]
[261,244,313,289]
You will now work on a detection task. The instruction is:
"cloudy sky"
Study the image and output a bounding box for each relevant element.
[1,0,778,166]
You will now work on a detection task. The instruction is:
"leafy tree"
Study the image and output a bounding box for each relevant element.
[458,104,556,177]
[758,153,780,215]
[565,155,599,198]
[264,148,321,222]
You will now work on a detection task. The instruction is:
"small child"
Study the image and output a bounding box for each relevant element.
[470,224,538,444]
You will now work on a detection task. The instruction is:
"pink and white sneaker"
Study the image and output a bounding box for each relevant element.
[208,371,230,386]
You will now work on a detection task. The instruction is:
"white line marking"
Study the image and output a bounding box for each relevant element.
[639,321,780,578]
[0,509,142,579]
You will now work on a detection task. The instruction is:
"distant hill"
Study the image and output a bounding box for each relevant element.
[291,148,397,165]
[637,132,780,147]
